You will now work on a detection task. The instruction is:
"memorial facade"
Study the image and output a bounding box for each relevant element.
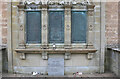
[6,0,106,75]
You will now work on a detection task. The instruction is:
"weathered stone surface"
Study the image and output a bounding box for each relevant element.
[0,49,2,73]
[48,58,64,76]
[106,48,120,76]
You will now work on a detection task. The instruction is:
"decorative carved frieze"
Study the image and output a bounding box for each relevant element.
[25,3,40,9]
[18,0,94,9]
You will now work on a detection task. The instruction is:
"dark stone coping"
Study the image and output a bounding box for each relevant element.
[0,45,7,50]
[107,47,120,53]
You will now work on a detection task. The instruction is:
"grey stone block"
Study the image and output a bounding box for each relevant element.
[48,58,64,76]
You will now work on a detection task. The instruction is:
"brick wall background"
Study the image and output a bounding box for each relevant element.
[1,1,8,45]
[0,0,2,46]
[105,2,119,47]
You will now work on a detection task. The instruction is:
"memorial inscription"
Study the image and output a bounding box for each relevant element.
[48,58,64,76]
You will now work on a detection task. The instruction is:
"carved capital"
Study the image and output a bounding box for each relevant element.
[87,5,95,10]
[17,4,25,10]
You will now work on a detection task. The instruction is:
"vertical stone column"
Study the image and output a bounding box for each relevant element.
[100,2,106,73]
[41,7,48,48]
[87,5,95,46]
[18,5,25,48]
[64,6,71,48]
[7,1,13,73]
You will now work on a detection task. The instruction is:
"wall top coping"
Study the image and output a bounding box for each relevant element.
[107,47,120,53]
[0,45,7,50]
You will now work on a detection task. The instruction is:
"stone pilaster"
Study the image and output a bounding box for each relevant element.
[18,5,25,48]
[41,7,48,48]
[64,7,71,48]
[87,5,95,46]
[100,2,106,73]
[7,1,13,73]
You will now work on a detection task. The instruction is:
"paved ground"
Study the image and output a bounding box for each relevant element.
[1,73,118,77]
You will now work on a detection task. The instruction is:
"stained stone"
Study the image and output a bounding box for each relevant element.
[48,58,64,76]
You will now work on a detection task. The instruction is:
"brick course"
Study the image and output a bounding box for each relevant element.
[106,2,119,47]
[1,2,8,45]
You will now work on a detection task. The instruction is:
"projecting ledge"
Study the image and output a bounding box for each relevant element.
[15,48,97,54]
[15,48,97,60]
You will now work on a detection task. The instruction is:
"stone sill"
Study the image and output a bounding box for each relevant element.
[15,48,97,54]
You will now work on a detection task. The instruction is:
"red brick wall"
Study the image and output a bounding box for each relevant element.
[106,2,118,47]
[1,1,8,45]
[118,2,120,48]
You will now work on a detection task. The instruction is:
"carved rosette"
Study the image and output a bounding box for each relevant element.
[43,25,47,30]
[89,25,94,31]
